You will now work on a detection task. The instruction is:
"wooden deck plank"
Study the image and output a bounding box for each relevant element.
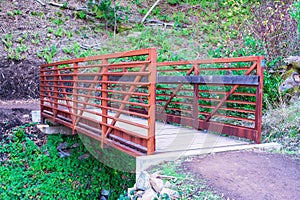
[71,108,248,154]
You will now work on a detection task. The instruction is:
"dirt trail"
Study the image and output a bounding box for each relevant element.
[181,150,300,200]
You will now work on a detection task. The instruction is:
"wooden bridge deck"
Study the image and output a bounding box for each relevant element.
[78,108,248,154]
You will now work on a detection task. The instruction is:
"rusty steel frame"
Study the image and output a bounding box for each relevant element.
[156,56,264,143]
[40,49,264,156]
[40,48,157,156]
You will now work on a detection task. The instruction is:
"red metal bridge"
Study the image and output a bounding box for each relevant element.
[40,48,264,158]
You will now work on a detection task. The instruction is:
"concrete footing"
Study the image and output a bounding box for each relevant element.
[37,124,73,135]
[136,142,282,179]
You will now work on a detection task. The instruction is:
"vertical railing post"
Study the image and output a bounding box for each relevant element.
[193,65,199,129]
[101,59,108,148]
[147,48,157,155]
[72,62,79,135]
[53,65,58,121]
[255,57,264,143]
[40,66,44,123]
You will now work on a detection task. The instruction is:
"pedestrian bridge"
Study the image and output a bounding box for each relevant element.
[40,48,264,172]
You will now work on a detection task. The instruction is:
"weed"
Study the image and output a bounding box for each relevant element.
[65,31,74,39]
[14,9,22,15]
[87,0,125,28]
[47,27,54,33]
[7,9,22,16]
[53,18,64,26]
[78,11,87,19]
[54,27,64,37]
[1,33,13,48]
[30,11,44,17]
[37,45,57,63]
[31,33,40,45]
[7,11,14,16]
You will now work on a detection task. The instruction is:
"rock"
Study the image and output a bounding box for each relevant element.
[78,153,90,160]
[150,171,161,179]
[136,171,151,191]
[99,196,106,200]
[161,188,180,199]
[164,181,171,188]
[57,142,68,150]
[127,184,136,196]
[141,188,156,200]
[101,189,109,198]
[136,190,144,197]
[70,143,79,148]
[58,150,70,158]
[149,177,164,193]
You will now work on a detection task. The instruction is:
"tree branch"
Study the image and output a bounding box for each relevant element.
[35,0,45,6]
[141,0,161,24]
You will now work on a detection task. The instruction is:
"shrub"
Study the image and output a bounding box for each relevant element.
[243,0,300,65]
[263,101,300,153]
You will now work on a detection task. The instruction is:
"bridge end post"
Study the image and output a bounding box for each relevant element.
[147,48,157,155]
[254,56,264,143]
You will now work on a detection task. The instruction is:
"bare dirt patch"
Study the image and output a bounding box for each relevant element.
[180,150,300,200]
[0,100,40,141]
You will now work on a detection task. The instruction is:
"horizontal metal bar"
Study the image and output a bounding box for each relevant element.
[108,134,147,153]
[198,90,256,97]
[42,79,151,86]
[157,69,191,72]
[73,107,149,129]
[41,48,153,67]
[41,72,150,77]
[212,113,255,123]
[198,97,257,105]
[157,75,259,86]
[199,104,256,114]
[198,97,256,105]
[156,100,193,107]
[41,112,73,128]
[72,93,150,108]
[157,56,262,66]
[156,105,193,113]
[99,81,150,86]
[156,94,194,99]
[196,67,250,71]
[41,86,150,96]
[156,114,257,140]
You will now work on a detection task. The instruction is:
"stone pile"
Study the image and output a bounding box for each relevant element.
[128,171,180,200]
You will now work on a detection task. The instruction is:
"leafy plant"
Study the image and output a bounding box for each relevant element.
[37,45,57,63]
[290,0,300,35]
[54,27,64,37]
[244,0,299,63]
[0,133,135,199]
[87,0,125,28]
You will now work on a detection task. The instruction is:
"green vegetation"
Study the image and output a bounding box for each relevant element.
[290,1,300,35]
[0,126,135,199]
[1,33,28,60]
[263,100,300,154]
[146,161,221,200]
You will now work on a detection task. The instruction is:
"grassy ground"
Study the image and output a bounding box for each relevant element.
[0,132,135,199]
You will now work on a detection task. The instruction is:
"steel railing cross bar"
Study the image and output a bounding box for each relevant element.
[204,62,258,122]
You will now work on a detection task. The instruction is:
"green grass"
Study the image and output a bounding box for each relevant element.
[0,132,135,199]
